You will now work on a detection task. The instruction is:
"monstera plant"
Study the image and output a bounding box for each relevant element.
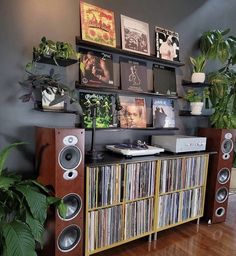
[200,28,236,129]
[0,142,66,256]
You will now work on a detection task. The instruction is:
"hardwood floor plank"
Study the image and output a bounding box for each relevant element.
[94,194,236,256]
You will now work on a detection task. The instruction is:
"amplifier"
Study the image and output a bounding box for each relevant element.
[151,135,207,153]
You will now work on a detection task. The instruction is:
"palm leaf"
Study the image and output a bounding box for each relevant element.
[2,221,36,256]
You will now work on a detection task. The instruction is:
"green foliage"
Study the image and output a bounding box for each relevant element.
[199,29,236,129]
[19,67,83,115]
[0,143,65,256]
[33,37,79,66]
[190,54,206,72]
[184,89,203,102]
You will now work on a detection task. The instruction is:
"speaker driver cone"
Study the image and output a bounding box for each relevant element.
[57,225,81,252]
[59,146,82,170]
[221,139,233,154]
[215,187,228,203]
[215,207,225,218]
[58,193,82,220]
[217,168,230,184]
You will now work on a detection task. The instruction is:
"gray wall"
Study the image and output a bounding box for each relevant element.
[1,0,236,176]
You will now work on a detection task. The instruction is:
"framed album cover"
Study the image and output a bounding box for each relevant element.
[155,26,179,62]
[152,98,175,128]
[80,2,116,47]
[153,64,177,96]
[120,58,148,92]
[79,47,115,88]
[79,92,115,128]
[121,15,150,55]
[119,96,146,128]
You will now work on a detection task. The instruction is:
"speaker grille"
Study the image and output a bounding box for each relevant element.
[215,187,229,203]
[59,146,82,170]
[57,225,81,252]
[221,139,233,154]
[217,168,231,184]
[58,193,82,221]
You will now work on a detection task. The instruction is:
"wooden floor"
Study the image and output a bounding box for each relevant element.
[95,194,236,256]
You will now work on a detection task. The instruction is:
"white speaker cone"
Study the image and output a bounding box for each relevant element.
[57,225,81,252]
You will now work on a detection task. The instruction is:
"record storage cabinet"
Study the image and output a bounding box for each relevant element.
[85,152,209,255]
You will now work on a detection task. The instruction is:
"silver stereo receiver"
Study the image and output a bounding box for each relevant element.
[151,135,207,153]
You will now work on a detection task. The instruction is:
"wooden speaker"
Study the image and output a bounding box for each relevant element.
[198,128,235,224]
[36,127,85,255]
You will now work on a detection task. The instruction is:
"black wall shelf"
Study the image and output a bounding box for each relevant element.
[33,55,78,67]
[179,110,210,117]
[75,83,179,99]
[34,107,77,114]
[85,127,179,131]
[76,37,184,68]
[182,80,211,87]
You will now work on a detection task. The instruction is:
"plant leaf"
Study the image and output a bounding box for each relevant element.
[0,176,18,189]
[2,221,37,256]
[15,184,47,223]
[0,143,25,175]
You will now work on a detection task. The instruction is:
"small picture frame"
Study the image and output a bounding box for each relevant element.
[120,58,148,92]
[80,1,116,47]
[155,26,179,62]
[78,47,116,88]
[121,15,150,55]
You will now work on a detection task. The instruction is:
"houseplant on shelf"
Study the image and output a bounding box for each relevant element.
[184,88,209,115]
[190,54,207,83]
[199,28,236,129]
[19,66,83,115]
[0,142,66,256]
[33,36,80,66]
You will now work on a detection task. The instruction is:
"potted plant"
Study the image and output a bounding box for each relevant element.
[199,28,236,129]
[19,67,83,115]
[0,142,66,256]
[184,88,207,115]
[190,54,207,83]
[33,37,80,66]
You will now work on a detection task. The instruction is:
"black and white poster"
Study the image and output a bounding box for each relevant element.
[79,47,115,88]
[120,58,148,92]
[155,26,179,62]
[121,15,150,55]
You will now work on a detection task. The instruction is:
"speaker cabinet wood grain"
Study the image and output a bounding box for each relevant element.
[36,127,85,255]
[198,128,235,224]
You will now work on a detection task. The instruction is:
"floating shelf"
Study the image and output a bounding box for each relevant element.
[182,80,211,87]
[33,55,78,67]
[85,127,179,131]
[75,83,179,99]
[34,107,77,114]
[76,37,185,67]
[179,110,210,117]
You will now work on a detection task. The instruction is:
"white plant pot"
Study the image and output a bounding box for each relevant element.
[190,102,204,115]
[42,87,65,110]
[191,72,205,83]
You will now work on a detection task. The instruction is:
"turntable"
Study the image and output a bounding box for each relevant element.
[106,141,164,157]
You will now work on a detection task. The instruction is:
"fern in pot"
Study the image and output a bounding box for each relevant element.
[184,89,206,115]
[0,142,66,256]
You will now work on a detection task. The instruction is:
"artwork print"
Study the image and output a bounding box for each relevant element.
[155,26,179,62]
[119,96,146,128]
[79,47,115,88]
[121,15,150,55]
[80,2,116,47]
[120,58,147,92]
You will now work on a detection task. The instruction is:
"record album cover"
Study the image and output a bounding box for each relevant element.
[79,47,115,88]
[79,92,115,128]
[80,2,116,47]
[155,26,179,62]
[153,98,175,128]
[120,58,147,92]
[153,64,177,96]
[119,96,146,128]
[121,15,150,55]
